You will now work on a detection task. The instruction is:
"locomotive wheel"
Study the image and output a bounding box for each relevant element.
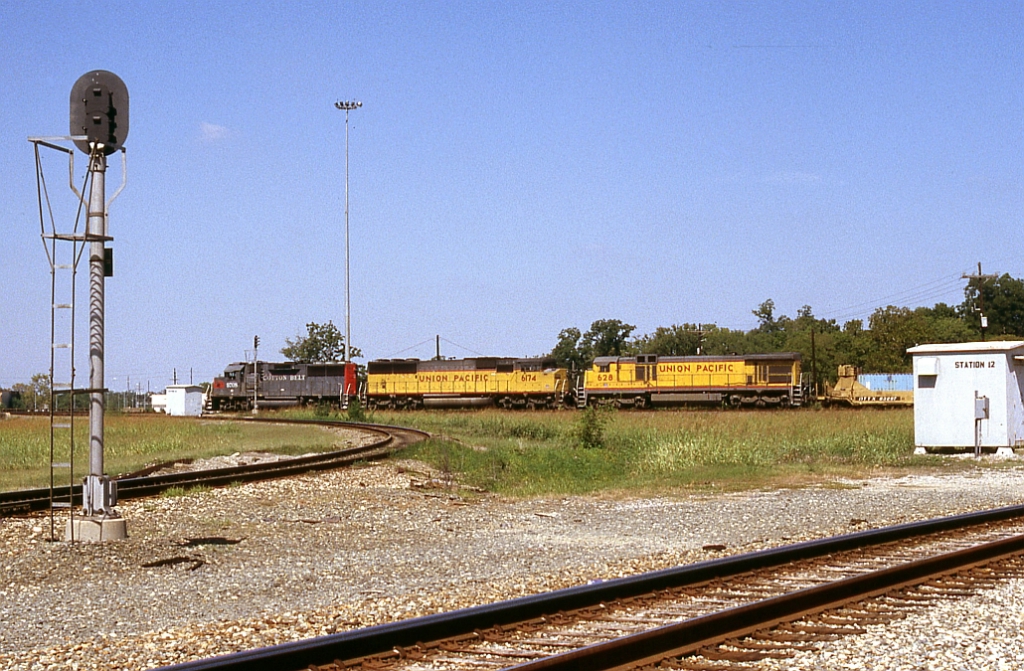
[634,395,647,409]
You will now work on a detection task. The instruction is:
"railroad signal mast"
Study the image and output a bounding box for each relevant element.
[253,335,260,414]
[31,71,130,541]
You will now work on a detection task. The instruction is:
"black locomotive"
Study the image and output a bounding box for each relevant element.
[209,361,358,411]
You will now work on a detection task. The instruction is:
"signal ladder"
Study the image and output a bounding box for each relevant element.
[42,230,87,540]
[34,138,102,541]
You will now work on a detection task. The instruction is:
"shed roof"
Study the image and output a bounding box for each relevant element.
[907,341,1024,355]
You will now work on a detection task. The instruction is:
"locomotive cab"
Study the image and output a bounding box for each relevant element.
[210,363,249,411]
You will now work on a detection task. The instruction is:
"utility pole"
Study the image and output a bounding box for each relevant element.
[963,263,997,340]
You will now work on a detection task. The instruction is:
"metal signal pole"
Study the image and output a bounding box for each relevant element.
[68,70,129,540]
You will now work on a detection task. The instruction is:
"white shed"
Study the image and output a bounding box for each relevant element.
[908,341,1024,452]
[150,393,167,413]
[165,385,205,417]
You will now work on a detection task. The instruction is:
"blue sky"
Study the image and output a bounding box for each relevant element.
[2,1,1022,391]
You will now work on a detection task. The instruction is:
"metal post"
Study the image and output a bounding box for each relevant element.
[345,110,351,363]
[85,148,109,515]
[253,343,259,414]
[334,100,361,367]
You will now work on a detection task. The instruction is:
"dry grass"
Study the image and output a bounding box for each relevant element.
[0,414,343,492]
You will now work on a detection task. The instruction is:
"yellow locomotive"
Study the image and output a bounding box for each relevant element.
[365,357,571,409]
[580,353,804,408]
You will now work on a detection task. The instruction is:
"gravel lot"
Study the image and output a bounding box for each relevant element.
[2,455,1023,670]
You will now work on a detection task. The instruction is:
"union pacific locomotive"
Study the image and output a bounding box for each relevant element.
[580,353,804,408]
[365,357,570,409]
[364,352,804,409]
[209,361,358,411]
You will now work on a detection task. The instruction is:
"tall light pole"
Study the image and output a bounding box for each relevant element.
[334,99,361,364]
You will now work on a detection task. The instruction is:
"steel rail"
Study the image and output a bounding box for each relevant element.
[0,418,426,517]
[507,533,1024,671]
[156,503,1024,671]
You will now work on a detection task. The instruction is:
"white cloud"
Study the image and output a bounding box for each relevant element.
[200,122,230,141]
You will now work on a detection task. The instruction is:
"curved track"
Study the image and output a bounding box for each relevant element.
[156,504,1024,671]
[0,417,428,517]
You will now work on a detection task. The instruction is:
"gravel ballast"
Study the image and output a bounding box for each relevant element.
[2,458,1024,670]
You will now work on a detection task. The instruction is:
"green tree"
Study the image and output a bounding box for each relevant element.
[830,319,875,373]
[549,319,636,369]
[914,304,975,343]
[700,325,751,356]
[281,321,362,363]
[11,373,51,411]
[632,324,704,356]
[866,306,930,372]
[581,319,636,358]
[753,299,779,332]
[550,327,585,370]
[961,273,1024,337]
[749,298,793,350]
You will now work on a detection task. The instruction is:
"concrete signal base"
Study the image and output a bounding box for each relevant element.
[66,516,128,542]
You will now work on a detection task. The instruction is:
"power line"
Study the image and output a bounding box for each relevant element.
[385,336,488,360]
[386,338,437,359]
[818,273,966,324]
[439,337,486,357]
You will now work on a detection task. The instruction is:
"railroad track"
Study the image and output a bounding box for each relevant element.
[158,504,1024,671]
[0,417,428,518]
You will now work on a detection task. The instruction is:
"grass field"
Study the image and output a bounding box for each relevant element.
[0,414,344,492]
[293,406,996,497]
[1,407,1000,496]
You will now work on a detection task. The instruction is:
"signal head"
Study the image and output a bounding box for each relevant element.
[70,70,129,155]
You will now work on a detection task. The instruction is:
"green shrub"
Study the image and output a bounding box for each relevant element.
[573,405,606,449]
[346,397,367,422]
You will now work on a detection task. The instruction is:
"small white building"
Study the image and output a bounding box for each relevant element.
[908,341,1024,452]
[150,392,167,414]
[165,385,205,417]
